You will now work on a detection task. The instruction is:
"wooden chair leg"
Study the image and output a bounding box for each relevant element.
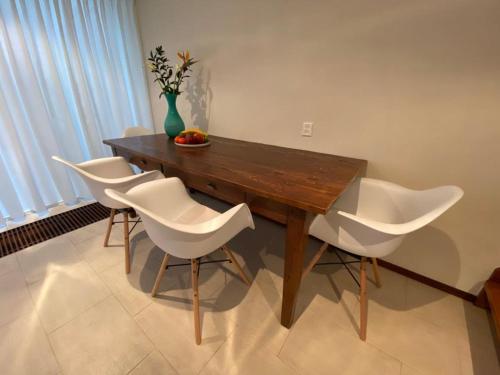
[360,256,368,341]
[222,245,251,286]
[123,210,130,274]
[371,257,382,288]
[151,253,170,297]
[103,209,116,247]
[191,259,201,345]
[302,241,329,280]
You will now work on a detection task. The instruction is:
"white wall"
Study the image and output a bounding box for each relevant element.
[135,0,500,293]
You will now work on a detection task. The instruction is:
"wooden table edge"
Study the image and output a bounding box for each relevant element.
[103,139,368,215]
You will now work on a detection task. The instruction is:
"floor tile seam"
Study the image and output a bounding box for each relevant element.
[44,292,114,336]
[125,349,156,375]
[130,299,183,375]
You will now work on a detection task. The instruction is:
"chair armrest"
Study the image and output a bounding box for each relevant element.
[77,156,129,170]
[107,183,255,237]
[171,203,255,235]
[102,170,164,190]
[337,211,411,235]
[337,184,463,236]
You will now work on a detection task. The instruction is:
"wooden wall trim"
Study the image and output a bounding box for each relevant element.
[377,259,477,303]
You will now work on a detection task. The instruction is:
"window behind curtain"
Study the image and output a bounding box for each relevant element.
[0,0,153,226]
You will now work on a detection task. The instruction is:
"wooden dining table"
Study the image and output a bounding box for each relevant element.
[104,134,367,328]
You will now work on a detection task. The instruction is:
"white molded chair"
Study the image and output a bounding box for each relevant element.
[121,126,154,138]
[105,177,255,345]
[52,156,163,273]
[306,177,463,340]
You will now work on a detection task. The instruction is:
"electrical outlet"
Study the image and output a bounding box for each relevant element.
[301,122,313,137]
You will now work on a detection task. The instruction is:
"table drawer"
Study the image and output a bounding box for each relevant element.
[116,149,163,172]
[166,168,245,205]
[246,194,288,224]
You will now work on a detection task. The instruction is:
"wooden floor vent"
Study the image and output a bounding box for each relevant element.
[0,203,110,258]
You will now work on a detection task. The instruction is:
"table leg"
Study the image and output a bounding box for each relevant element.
[281,207,312,328]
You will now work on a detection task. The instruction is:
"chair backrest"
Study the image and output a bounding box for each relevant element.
[310,177,463,258]
[121,126,154,138]
[105,178,255,259]
[52,156,133,209]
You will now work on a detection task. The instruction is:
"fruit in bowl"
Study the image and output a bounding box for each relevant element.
[174,129,209,146]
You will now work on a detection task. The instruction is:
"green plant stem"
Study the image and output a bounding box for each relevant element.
[175,76,183,93]
[151,69,166,92]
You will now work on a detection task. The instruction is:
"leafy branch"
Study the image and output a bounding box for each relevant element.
[147,45,197,96]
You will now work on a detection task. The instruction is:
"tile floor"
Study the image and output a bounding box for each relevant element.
[0,195,498,375]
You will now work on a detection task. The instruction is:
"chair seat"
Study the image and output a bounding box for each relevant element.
[173,204,219,225]
[105,177,255,260]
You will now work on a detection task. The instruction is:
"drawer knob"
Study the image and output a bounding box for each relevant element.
[207,182,217,190]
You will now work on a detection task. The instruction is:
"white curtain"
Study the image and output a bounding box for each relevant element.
[0,0,153,226]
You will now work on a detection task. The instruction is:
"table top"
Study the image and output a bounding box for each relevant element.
[104,134,367,214]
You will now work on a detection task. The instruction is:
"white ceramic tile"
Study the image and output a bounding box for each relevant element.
[192,268,291,366]
[406,278,465,322]
[2,207,499,375]
[99,262,154,316]
[406,278,492,341]
[63,216,135,246]
[365,265,408,310]
[135,295,233,375]
[81,218,112,235]
[29,261,111,332]
[280,295,402,375]
[201,337,298,375]
[49,296,153,375]
[17,236,81,284]
[63,223,107,246]
[73,230,125,273]
[304,254,407,310]
[296,265,361,330]
[126,233,165,273]
[0,253,20,277]
[201,302,292,375]
[363,302,462,375]
[129,351,177,375]
[148,251,254,310]
[0,269,35,327]
[176,265,282,335]
[0,313,60,375]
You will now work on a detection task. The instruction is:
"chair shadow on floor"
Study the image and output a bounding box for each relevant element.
[126,193,463,318]
[123,192,498,370]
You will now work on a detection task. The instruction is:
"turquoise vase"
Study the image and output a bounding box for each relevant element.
[163,93,185,137]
